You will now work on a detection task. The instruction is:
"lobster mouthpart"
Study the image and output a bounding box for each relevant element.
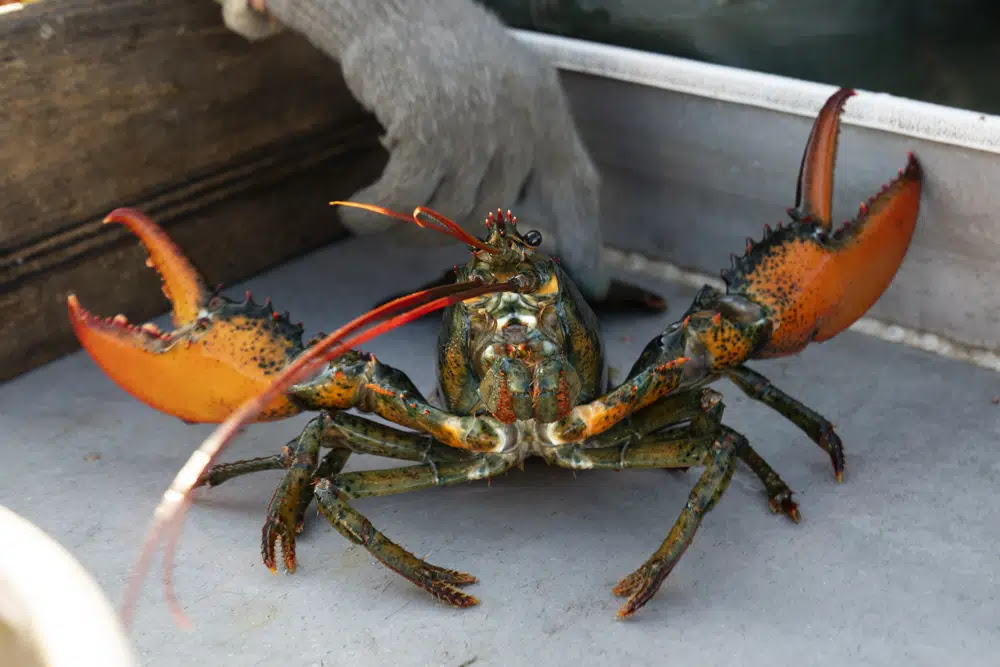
[722,88,922,358]
[67,209,305,423]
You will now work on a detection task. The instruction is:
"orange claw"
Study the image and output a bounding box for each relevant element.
[67,209,304,423]
[724,88,923,358]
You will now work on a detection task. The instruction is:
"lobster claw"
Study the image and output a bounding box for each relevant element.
[67,209,305,423]
[719,88,922,359]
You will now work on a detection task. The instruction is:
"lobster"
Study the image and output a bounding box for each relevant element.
[67,88,921,622]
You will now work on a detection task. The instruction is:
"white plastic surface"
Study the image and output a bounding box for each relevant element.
[1,236,998,666]
[0,506,135,667]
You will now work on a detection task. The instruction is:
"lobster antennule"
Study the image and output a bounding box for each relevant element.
[68,210,304,423]
[330,201,497,253]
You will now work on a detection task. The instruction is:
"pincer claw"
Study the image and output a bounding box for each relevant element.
[68,209,306,423]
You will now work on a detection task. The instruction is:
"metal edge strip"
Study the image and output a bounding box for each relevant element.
[512,28,1000,155]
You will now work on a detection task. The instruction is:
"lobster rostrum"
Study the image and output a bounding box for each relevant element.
[68,88,921,623]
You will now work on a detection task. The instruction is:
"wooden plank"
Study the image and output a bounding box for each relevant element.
[0,0,388,379]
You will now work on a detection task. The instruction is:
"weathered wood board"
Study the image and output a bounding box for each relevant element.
[0,0,386,380]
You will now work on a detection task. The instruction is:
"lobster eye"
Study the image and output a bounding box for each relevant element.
[523,230,543,247]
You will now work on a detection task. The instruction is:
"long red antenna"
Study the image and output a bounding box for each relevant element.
[330,201,497,254]
[120,278,516,629]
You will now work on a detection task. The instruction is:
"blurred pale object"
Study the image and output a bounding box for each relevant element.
[0,506,135,667]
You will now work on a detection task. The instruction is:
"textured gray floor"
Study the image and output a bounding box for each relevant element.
[2,235,999,666]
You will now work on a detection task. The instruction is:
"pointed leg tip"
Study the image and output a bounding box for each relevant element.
[769,496,801,522]
[835,470,844,484]
[438,585,481,607]
[262,548,278,573]
[611,577,638,598]
[615,598,645,619]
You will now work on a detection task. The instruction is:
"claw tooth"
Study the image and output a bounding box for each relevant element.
[141,322,161,336]
[144,258,154,268]
[112,314,129,326]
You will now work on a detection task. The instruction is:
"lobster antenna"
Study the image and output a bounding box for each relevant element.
[330,201,497,253]
[120,277,516,630]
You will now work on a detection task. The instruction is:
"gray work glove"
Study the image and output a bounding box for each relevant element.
[214,0,610,301]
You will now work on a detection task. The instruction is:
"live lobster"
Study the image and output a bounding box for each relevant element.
[68,88,922,622]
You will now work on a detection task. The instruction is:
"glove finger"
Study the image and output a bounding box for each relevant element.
[219,0,283,40]
[424,146,493,233]
[339,138,444,236]
[525,133,609,300]
[462,140,535,230]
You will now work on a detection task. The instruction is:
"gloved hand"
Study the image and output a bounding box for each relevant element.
[215,0,615,301]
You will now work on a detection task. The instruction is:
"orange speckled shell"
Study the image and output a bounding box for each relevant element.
[692,312,756,369]
[68,297,302,423]
[736,156,921,358]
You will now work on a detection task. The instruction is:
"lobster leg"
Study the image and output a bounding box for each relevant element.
[549,394,801,616]
[312,454,514,607]
[262,412,477,572]
[196,451,292,488]
[725,365,845,481]
[734,439,800,521]
[322,412,478,463]
[549,398,802,617]
[261,417,353,572]
[288,352,512,452]
[610,427,744,618]
[578,388,719,450]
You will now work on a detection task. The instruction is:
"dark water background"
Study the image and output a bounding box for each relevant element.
[487,0,1000,116]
